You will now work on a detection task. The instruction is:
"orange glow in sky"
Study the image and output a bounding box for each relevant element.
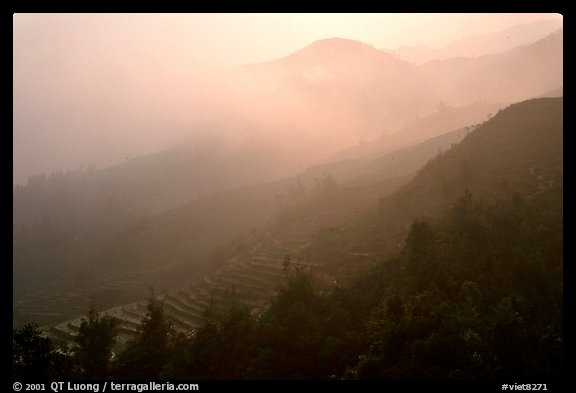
[13,13,562,185]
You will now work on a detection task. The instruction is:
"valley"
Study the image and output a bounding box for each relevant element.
[13,14,563,380]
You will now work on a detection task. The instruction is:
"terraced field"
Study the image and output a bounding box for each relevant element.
[14,266,198,330]
[44,207,351,347]
[40,178,388,350]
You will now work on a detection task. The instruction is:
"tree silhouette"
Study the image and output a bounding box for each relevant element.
[114,290,172,379]
[13,323,72,380]
[75,306,118,379]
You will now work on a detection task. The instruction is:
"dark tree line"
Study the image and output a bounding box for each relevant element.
[14,190,562,379]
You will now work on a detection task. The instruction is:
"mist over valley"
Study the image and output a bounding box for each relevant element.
[12,13,563,381]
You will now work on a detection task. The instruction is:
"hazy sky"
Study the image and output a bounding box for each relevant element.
[13,13,561,67]
[13,13,561,185]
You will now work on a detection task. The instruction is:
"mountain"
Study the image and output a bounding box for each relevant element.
[13,31,562,328]
[12,133,317,328]
[239,29,562,164]
[328,100,503,162]
[13,112,484,328]
[386,43,437,65]
[240,38,440,140]
[369,97,563,250]
[42,97,563,371]
[390,17,563,64]
[449,29,562,105]
[419,28,563,106]
[539,86,563,98]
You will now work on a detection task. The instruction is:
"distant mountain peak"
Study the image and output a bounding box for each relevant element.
[242,36,408,76]
[304,37,374,51]
[390,17,563,64]
[281,36,407,69]
[282,37,378,62]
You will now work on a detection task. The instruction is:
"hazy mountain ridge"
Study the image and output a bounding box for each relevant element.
[369,97,563,250]
[418,28,563,106]
[13,27,563,328]
[12,116,487,328]
[390,17,562,64]
[240,37,439,139]
[328,100,503,162]
[239,27,561,162]
[447,28,563,105]
[40,97,563,369]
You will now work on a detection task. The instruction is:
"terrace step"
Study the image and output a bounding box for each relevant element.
[40,227,339,346]
[216,272,275,294]
[162,302,202,328]
[172,291,209,314]
[163,294,205,320]
[221,268,280,288]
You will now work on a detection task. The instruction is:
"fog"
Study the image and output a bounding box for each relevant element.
[12,15,564,365]
[13,13,561,186]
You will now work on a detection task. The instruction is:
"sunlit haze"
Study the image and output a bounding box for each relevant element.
[12,14,564,377]
[13,13,561,185]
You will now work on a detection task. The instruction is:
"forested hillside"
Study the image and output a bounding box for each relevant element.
[13,28,561,327]
[12,112,478,327]
[14,97,563,380]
